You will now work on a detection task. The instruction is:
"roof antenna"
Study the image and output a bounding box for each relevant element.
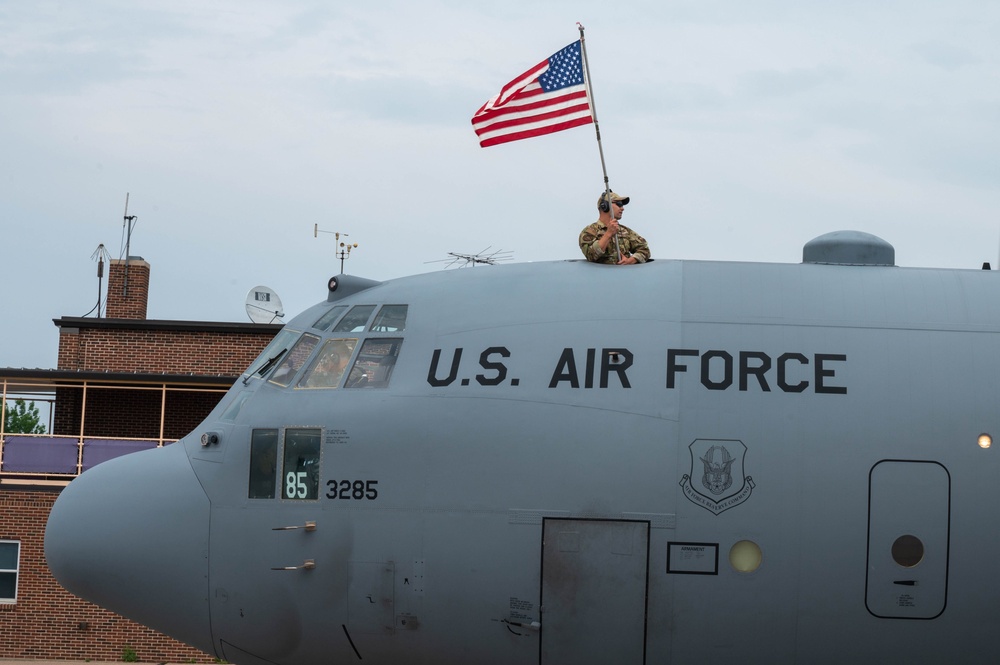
[92,244,111,317]
[122,193,138,297]
[425,247,513,269]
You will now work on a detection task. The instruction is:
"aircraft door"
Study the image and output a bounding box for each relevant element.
[866,460,950,619]
[540,518,649,665]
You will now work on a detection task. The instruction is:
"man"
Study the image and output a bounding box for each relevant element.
[579,191,651,265]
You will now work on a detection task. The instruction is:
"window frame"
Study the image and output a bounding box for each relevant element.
[0,540,21,604]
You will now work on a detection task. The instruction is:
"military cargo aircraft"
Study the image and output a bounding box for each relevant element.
[45,231,1000,664]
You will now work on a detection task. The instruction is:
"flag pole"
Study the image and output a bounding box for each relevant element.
[577,22,620,261]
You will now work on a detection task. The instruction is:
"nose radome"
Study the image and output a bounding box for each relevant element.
[45,440,215,655]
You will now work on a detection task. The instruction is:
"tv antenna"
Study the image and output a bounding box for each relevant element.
[314,224,359,274]
[122,193,138,297]
[245,286,285,324]
[425,247,513,269]
[82,244,112,318]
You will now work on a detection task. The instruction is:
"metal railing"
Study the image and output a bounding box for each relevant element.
[1,377,228,481]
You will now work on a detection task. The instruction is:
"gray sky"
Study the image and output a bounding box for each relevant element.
[2,1,998,369]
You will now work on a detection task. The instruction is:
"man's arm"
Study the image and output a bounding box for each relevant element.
[579,223,609,262]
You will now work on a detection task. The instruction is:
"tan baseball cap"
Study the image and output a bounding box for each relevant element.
[597,191,630,208]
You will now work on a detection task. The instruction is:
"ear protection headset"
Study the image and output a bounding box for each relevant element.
[598,193,611,213]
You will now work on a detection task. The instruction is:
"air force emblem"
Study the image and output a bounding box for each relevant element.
[680,439,755,515]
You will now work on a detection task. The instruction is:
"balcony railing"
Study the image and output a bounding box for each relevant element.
[0,433,173,479]
[1,376,228,483]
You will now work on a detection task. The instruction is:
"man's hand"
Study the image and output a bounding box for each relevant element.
[617,254,638,265]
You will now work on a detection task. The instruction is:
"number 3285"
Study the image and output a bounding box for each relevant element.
[326,479,379,500]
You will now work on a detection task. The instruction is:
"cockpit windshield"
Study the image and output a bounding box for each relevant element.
[243,328,301,382]
[298,339,359,389]
[269,334,320,386]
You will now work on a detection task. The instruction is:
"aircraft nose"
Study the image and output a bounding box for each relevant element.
[45,441,215,655]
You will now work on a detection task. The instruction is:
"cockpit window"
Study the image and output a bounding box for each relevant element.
[268,333,320,386]
[248,429,278,499]
[369,305,408,332]
[244,328,300,380]
[312,305,348,331]
[345,338,402,389]
[333,305,376,333]
[298,339,358,389]
[282,428,321,500]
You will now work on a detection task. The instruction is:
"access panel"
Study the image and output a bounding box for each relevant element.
[540,518,649,664]
[866,460,950,619]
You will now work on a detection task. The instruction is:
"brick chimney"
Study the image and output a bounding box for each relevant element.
[106,257,150,319]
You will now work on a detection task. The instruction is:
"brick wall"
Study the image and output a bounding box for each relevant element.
[0,488,215,662]
[58,328,269,375]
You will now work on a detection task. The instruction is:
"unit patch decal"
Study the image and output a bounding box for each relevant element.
[680,439,755,515]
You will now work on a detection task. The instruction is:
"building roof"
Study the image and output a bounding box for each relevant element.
[53,316,284,334]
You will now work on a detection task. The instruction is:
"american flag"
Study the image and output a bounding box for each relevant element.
[472,41,594,148]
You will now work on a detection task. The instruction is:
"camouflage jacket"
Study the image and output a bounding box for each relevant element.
[579,220,651,264]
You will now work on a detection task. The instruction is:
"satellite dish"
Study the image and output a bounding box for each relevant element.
[245,286,285,324]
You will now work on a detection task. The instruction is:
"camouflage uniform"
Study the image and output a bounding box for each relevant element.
[579,221,651,264]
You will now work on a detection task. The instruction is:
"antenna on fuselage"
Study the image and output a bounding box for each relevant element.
[425,247,513,269]
[314,224,359,274]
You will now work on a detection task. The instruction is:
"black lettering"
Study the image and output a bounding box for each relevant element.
[549,348,580,388]
[739,351,771,391]
[701,350,733,390]
[815,353,847,394]
[476,347,510,386]
[427,348,462,387]
[667,349,699,389]
[777,353,808,392]
[585,348,596,389]
[601,348,633,388]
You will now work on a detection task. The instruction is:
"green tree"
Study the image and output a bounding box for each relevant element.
[2,399,47,434]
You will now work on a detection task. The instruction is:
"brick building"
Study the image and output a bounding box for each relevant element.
[0,257,282,661]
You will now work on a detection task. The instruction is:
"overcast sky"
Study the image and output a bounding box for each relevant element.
[2,1,998,369]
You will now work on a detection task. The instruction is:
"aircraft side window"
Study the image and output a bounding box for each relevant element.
[345,338,402,389]
[248,429,279,499]
[369,305,408,332]
[282,428,321,500]
[312,305,348,331]
[298,338,359,389]
[268,333,320,386]
[332,305,376,333]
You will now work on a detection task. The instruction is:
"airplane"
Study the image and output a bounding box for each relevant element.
[43,229,1000,664]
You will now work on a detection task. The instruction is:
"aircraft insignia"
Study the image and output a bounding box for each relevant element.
[680,439,755,515]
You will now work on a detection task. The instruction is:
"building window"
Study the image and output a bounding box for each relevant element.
[0,541,20,603]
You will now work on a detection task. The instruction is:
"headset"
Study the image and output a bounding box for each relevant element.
[598,193,611,213]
